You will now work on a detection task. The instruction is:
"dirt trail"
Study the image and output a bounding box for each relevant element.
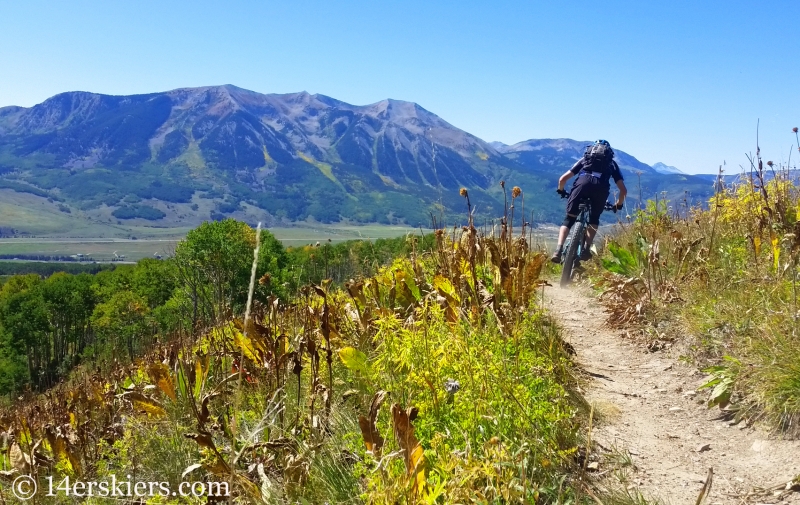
[544,283,800,505]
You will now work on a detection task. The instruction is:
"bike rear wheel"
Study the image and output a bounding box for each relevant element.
[560,220,585,287]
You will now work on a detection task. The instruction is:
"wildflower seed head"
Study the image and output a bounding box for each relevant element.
[460,188,468,198]
[768,161,774,167]
[500,180,505,189]
[512,186,522,198]
[444,379,460,394]
[794,127,798,133]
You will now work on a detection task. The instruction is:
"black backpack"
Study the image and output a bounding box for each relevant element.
[582,143,614,175]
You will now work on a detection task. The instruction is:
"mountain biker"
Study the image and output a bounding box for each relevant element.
[551,140,627,263]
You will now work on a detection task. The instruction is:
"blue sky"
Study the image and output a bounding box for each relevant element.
[1,0,799,174]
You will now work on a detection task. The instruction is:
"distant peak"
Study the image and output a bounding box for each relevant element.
[311,93,346,106]
[359,99,433,123]
[362,98,419,108]
[41,90,103,102]
[504,138,589,153]
[651,162,684,175]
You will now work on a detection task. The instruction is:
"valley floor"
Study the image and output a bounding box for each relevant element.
[0,226,560,261]
[0,225,423,261]
[544,284,800,505]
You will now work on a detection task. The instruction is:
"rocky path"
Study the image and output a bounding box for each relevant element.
[543,283,800,505]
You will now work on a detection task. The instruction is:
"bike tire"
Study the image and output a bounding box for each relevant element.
[560,220,585,287]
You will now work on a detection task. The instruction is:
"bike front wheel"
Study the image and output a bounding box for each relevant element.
[560,220,585,287]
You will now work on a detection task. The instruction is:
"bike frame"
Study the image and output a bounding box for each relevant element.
[561,199,592,263]
[557,192,615,287]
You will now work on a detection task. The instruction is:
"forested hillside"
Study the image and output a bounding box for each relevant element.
[0,222,430,393]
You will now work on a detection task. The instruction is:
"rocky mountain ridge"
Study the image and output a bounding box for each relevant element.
[0,85,714,232]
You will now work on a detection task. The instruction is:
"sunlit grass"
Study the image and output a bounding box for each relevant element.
[594,167,800,435]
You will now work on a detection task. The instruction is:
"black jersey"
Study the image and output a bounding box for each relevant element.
[569,158,624,187]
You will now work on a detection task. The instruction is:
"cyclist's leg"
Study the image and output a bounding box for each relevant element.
[582,187,609,258]
[552,183,584,262]
[581,224,598,260]
[552,215,577,263]
[556,222,571,246]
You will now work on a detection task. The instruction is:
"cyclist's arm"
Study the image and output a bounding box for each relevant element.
[610,161,627,207]
[615,179,628,207]
[558,160,583,191]
[557,170,575,191]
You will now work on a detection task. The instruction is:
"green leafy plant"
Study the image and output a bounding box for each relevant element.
[601,241,640,276]
[698,356,740,408]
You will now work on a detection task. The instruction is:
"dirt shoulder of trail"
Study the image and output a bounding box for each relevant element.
[543,283,800,505]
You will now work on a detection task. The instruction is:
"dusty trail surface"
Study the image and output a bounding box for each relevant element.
[544,284,800,504]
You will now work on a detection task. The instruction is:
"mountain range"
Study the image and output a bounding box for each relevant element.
[0,85,716,234]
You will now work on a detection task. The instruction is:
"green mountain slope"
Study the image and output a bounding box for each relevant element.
[0,85,715,235]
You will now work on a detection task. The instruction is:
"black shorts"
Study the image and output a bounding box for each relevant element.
[566,175,609,226]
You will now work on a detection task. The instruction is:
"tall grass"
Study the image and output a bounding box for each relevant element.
[0,186,605,503]
[593,151,800,435]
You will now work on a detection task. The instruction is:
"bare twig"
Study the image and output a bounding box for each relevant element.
[695,467,714,505]
[233,222,262,436]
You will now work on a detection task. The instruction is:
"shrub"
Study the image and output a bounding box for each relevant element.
[112,205,166,220]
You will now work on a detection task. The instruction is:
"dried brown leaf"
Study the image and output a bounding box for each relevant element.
[45,426,80,474]
[477,281,495,309]
[123,391,167,417]
[358,391,387,457]
[147,362,176,402]
[10,442,30,473]
[523,253,546,299]
[391,403,426,494]
[184,431,217,451]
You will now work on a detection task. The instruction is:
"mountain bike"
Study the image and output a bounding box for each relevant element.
[558,192,616,287]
